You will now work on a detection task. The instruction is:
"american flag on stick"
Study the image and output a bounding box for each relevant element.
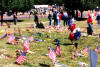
[48,46,56,65]
[8,34,15,43]
[16,51,27,64]
[55,43,61,56]
[95,46,99,52]
[82,46,88,55]
[30,35,34,42]
[23,38,30,52]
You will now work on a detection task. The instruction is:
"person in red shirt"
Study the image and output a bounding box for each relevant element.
[59,12,63,26]
[87,15,94,35]
[68,24,76,32]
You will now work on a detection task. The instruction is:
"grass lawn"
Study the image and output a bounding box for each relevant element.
[0,18,100,67]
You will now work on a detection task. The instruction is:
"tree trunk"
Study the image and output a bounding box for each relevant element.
[1,13,3,26]
[16,11,17,16]
[80,11,83,18]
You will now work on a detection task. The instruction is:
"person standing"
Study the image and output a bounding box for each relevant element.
[87,15,94,35]
[56,12,59,26]
[59,12,63,26]
[96,13,100,28]
[34,14,39,28]
[68,16,73,26]
[53,12,57,26]
[48,12,53,26]
[63,11,68,26]
[13,13,17,25]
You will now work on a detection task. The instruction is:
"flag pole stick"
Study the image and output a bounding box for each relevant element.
[18,27,21,36]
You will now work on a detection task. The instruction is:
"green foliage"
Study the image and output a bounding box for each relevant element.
[0,0,34,13]
[52,0,63,5]
[8,0,34,12]
[64,0,99,11]
[0,0,34,24]
[34,0,50,5]
[0,0,10,12]
[85,0,99,10]
[34,0,63,5]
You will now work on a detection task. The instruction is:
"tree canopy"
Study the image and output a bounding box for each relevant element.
[63,0,99,11]
[0,0,34,25]
[8,0,34,13]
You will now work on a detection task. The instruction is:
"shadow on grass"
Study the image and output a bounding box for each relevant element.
[39,63,50,67]
[53,42,73,46]
[6,42,11,45]
[24,63,33,67]
[62,43,73,46]
[76,18,87,21]
[14,62,34,67]
[3,20,24,22]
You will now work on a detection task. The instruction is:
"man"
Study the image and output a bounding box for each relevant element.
[34,14,39,28]
[63,11,68,26]
[96,12,100,28]
[13,13,17,25]
[48,12,53,26]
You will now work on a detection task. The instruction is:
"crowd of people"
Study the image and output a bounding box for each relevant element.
[33,5,75,28]
[0,5,100,67]
[33,5,100,37]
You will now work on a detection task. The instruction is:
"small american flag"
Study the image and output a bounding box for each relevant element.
[8,34,15,43]
[95,46,99,52]
[30,35,34,42]
[23,39,30,52]
[55,43,61,56]
[59,26,62,32]
[82,46,88,55]
[48,46,56,64]
[72,52,75,59]
[16,51,27,64]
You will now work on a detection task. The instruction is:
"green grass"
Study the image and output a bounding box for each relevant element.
[0,19,100,67]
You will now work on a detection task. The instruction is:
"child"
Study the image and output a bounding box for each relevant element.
[68,24,76,32]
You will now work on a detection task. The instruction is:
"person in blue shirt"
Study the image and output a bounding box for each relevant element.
[68,16,72,26]
[96,13,100,28]
[48,12,53,26]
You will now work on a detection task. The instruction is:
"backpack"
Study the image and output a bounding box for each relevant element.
[74,31,81,40]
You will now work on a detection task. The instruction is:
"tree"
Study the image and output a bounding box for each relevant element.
[34,0,53,5]
[0,0,10,25]
[34,0,63,5]
[63,0,99,18]
[8,0,34,13]
[0,0,34,25]
[52,0,63,5]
